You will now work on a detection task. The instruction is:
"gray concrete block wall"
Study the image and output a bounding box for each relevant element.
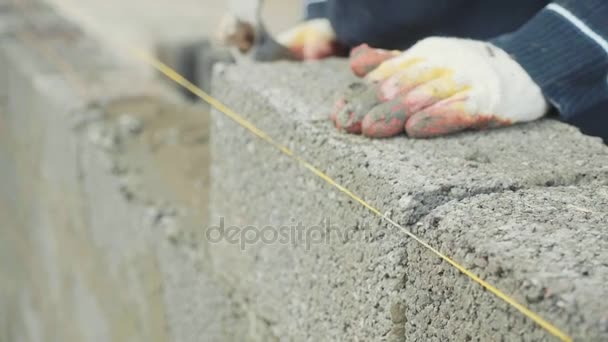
[209,61,608,340]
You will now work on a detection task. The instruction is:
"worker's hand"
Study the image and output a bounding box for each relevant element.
[217,15,343,60]
[332,37,549,138]
[276,19,344,60]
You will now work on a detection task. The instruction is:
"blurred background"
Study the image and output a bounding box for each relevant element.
[0,1,302,341]
[45,0,301,56]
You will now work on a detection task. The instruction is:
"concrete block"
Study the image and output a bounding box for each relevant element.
[209,60,608,340]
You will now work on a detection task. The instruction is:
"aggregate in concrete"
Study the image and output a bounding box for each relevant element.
[209,60,608,340]
[418,186,608,341]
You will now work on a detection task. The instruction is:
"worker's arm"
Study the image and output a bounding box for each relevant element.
[218,1,608,139]
[492,1,608,141]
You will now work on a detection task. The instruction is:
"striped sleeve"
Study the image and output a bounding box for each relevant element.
[304,0,328,20]
[492,0,608,141]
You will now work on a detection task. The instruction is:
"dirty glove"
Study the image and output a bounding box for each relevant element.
[275,18,343,60]
[332,37,549,138]
[218,16,342,60]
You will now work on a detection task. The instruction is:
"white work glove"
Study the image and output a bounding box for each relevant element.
[275,18,340,60]
[332,37,549,138]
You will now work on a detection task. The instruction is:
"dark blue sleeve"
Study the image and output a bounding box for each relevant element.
[303,0,328,20]
[492,1,608,142]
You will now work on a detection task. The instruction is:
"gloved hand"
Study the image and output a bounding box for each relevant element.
[275,18,343,60]
[332,37,549,138]
[217,16,343,60]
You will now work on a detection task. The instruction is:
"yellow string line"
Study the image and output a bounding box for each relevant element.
[131,49,572,342]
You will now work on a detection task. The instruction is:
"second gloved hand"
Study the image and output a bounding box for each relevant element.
[276,18,344,60]
[332,37,549,138]
[217,15,343,61]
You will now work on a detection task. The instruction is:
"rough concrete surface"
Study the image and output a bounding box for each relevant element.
[419,186,608,340]
[210,61,608,341]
